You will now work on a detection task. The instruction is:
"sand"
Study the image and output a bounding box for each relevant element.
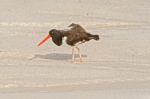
[0,0,150,99]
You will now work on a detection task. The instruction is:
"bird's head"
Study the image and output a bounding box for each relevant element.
[38,29,64,47]
[49,29,57,36]
[49,29,63,46]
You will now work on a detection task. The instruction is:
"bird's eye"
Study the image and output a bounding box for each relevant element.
[51,32,53,35]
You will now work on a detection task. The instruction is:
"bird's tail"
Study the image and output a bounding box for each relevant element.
[87,33,99,40]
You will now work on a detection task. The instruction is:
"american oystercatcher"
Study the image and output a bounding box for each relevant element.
[38,23,99,62]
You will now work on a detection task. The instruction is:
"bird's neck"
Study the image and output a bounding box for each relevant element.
[60,30,69,37]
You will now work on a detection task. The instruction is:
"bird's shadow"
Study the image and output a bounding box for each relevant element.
[30,53,87,60]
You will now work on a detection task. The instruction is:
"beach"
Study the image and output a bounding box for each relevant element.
[0,0,150,98]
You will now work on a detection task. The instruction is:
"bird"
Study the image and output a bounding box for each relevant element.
[38,23,99,62]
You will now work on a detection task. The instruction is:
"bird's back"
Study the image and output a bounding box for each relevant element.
[68,23,87,33]
[65,23,99,46]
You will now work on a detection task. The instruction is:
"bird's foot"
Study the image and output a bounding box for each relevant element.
[71,59,83,63]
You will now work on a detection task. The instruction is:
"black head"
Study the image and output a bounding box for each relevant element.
[49,29,57,36]
[49,29,63,46]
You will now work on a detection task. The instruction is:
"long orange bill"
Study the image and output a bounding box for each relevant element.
[37,35,51,46]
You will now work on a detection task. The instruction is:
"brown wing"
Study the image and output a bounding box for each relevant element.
[68,23,86,33]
